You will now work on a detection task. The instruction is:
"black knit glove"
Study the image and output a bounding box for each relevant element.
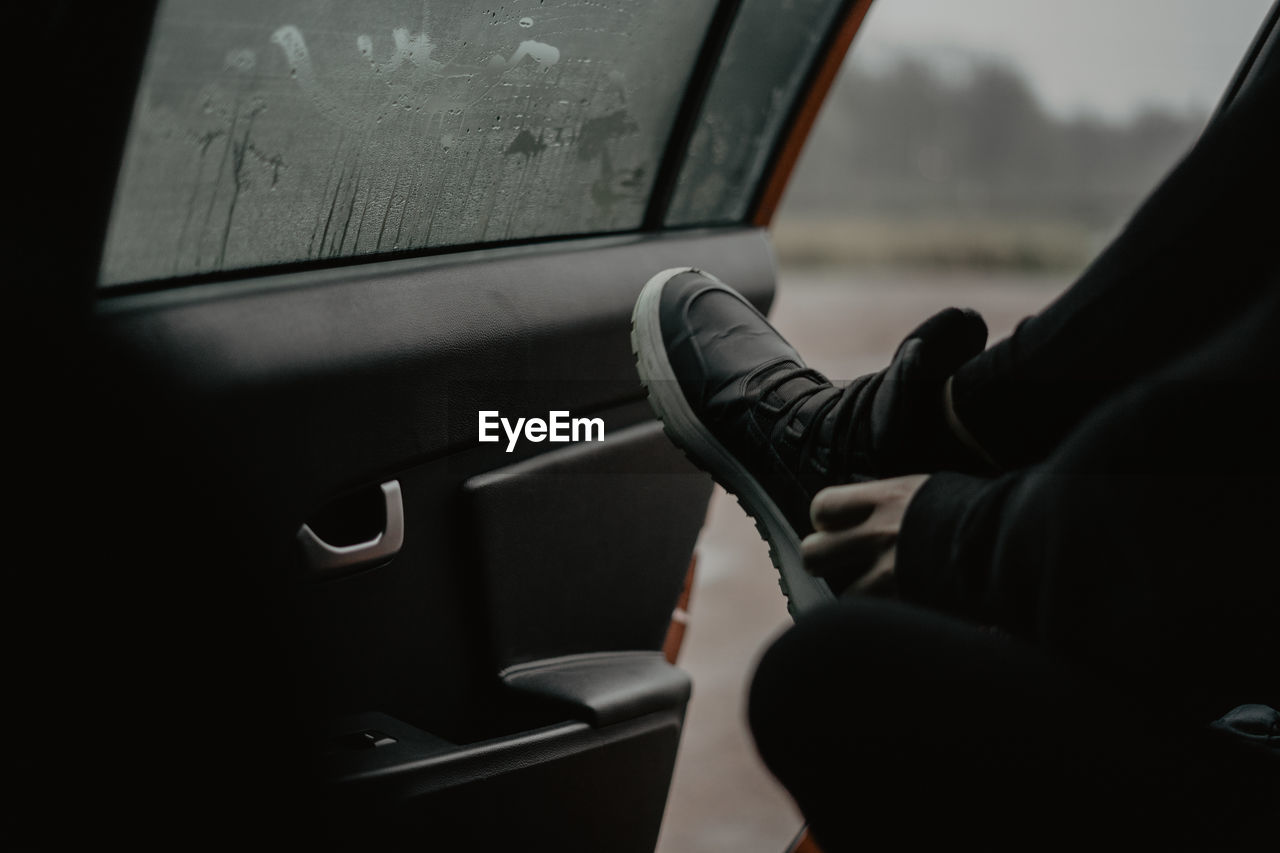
[832,307,991,478]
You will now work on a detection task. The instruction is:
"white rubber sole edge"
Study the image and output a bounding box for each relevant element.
[630,267,834,618]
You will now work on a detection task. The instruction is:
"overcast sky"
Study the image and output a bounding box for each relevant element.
[851,0,1274,120]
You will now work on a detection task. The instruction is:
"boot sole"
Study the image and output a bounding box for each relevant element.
[631,267,834,618]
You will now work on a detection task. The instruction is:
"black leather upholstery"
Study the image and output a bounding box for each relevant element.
[502,651,693,727]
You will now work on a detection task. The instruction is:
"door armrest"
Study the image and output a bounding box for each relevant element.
[501,651,691,727]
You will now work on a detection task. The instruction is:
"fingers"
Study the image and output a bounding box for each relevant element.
[902,306,989,372]
[802,525,897,576]
[850,551,897,597]
[805,476,930,596]
[802,525,898,597]
[810,482,877,531]
[809,476,929,531]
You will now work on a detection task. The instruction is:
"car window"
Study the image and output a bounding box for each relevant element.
[100,0,719,286]
[665,0,850,227]
[773,0,1276,275]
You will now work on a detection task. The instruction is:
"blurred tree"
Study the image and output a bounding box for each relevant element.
[784,52,1206,234]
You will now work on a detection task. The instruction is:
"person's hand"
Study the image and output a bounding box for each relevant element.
[801,475,930,596]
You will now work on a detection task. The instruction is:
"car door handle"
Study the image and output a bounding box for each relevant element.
[297,480,404,576]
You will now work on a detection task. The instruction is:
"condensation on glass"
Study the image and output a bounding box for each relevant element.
[101,0,717,286]
[665,0,848,227]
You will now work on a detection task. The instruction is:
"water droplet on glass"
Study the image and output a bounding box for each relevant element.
[519,17,534,28]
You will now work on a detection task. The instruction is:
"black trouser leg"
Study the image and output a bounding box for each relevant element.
[748,598,1278,852]
[950,57,1280,468]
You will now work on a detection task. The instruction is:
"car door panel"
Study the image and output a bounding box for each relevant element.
[84,226,774,847]
[16,0,873,846]
[467,421,712,672]
[319,710,685,851]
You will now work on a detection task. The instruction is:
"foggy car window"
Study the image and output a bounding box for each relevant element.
[665,0,849,227]
[101,0,718,286]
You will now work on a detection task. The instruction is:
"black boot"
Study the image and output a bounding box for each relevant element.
[632,267,987,614]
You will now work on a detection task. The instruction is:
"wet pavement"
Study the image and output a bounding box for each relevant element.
[655,266,1070,853]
